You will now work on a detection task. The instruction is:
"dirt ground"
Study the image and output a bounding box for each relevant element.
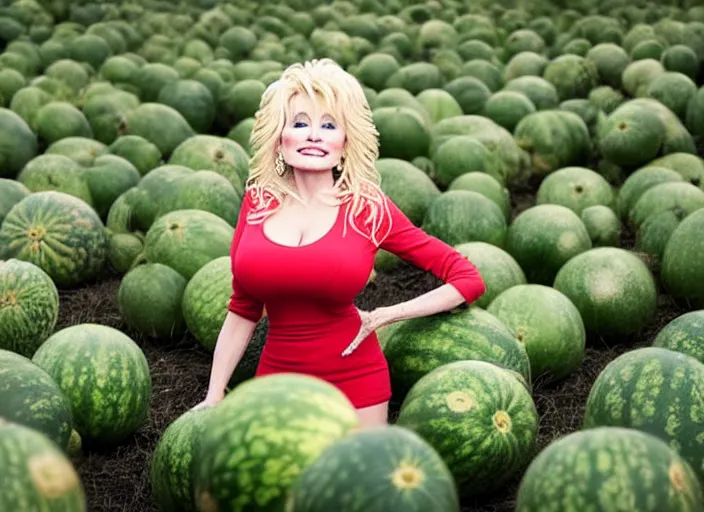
[59,186,686,512]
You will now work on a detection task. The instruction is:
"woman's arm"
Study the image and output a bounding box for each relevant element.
[342,194,485,356]
[196,311,259,407]
[373,283,466,327]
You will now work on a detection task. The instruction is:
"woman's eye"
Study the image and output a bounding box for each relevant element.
[293,121,307,128]
[323,122,336,129]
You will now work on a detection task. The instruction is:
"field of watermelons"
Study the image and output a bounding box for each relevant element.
[3,0,704,510]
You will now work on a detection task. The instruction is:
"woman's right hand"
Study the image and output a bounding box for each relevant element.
[191,392,224,411]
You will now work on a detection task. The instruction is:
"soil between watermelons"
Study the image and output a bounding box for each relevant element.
[59,182,686,512]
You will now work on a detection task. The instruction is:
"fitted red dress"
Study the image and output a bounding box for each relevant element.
[227,188,486,408]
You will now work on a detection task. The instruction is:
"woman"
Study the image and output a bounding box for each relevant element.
[193,58,486,428]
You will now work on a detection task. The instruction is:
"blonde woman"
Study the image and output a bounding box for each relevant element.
[194,58,486,428]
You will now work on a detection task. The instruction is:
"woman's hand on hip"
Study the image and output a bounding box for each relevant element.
[342,307,387,357]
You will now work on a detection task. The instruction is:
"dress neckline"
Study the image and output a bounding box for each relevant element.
[261,202,344,249]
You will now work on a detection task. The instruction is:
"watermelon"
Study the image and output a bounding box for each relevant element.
[31,323,152,445]
[0,191,109,288]
[376,158,441,226]
[140,209,234,280]
[0,259,59,357]
[108,233,144,274]
[516,427,704,512]
[653,311,704,364]
[151,408,213,512]
[382,306,531,398]
[0,420,86,511]
[396,360,538,498]
[553,247,658,338]
[505,204,592,285]
[454,241,527,308]
[583,347,704,484]
[0,349,73,451]
[580,205,621,247]
[616,166,683,220]
[0,107,38,179]
[167,135,250,195]
[286,425,460,512]
[0,178,30,224]
[193,373,359,512]
[117,263,188,339]
[661,209,704,310]
[535,166,615,215]
[421,190,507,248]
[487,284,585,383]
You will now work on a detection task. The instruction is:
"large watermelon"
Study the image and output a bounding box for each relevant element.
[117,262,188,340]
[0,349,73,451]
[31,323,152,446]
[454,241,527,308]
[516,427,704,512]
[396,360,538,498]
[382,306,532,398]
[0,259,59,357]
[0,420,86,511]
[151,407,213,512]
[180,255,234,351]
[193,373,360,511]
[487,284,586,383]
[583,347,704,484]
[505,204,592,285]
[0,191,109,287]
[661,209,704,310]
[0,178,31,224]
[553,247,658,339]
[653,311,704,364]
[140,209,234,280]
[286,425,460,512]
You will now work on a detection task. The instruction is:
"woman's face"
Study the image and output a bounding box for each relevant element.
[280,92,346,173]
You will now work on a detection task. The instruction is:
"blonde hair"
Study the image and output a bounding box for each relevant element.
[245,58,392,246]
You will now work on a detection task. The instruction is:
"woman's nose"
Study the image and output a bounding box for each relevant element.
[307,127,321,141]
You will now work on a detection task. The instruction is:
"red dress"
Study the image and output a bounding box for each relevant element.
[228,189,486,408]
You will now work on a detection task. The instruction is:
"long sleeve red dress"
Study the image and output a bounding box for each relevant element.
[227,188,486,409]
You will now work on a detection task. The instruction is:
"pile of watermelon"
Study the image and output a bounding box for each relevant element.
[2,0,704,509]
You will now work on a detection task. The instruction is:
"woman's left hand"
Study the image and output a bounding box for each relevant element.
[342,308,385,357]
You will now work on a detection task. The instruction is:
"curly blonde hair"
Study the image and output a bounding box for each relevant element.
[245,58,392,246]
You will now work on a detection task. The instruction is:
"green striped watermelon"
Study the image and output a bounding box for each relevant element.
[140,208,234,280]
[454,241,527,308]
[0,420,86,511]
[0,259,59,357]
[31,323,152,446]
[180,255,234,351]
[396,360,538,498]
[0,349,73,451]
[117,263,188,339]
[382,306,532,398]
[0,191,109,288]
[553,247,658,338]
[505,204,592,285]
[653,311,704,364]
[516,427,704,512]
[151,408,213,512]
[0,178,30,224]
[194,373,359,512]
[661,209,704,310]
[179,255,268,387]
[286,425,460,512]
[486,284,586,383]
[583,347,704,485]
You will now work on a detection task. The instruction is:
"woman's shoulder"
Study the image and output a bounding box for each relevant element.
[343,187,395,246]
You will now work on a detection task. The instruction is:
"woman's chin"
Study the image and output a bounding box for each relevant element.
[288,158,337,173]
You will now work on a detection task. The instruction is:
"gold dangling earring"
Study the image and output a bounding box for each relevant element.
[275,151,286,177]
